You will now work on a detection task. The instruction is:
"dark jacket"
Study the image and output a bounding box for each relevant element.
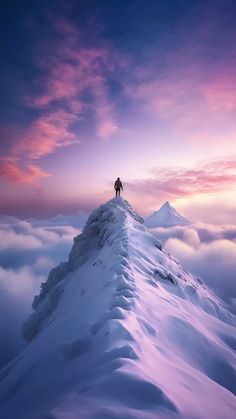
[114,179,123,190]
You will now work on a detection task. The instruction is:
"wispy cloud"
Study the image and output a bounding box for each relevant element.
[127,72,236,128]
[0,158,49,184]
[12,110,77,160]
[125,41,236,139]
[126,158,236,203]
[29,19,120,142]
[201,74,236,114]
[2,17,123,186]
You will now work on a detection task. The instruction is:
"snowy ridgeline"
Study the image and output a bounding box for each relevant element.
[22,198,144,341]
[0,197,236,419]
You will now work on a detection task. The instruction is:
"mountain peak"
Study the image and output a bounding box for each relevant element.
[92,196,144,224]
[159,201,176,213]
[145,201,191,227]
[22,197,143,341]
[163,200,171,207]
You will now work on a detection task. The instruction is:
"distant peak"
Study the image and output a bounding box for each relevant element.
[162,201,171,208]
[145,201,191,227]
[159,201,175,213]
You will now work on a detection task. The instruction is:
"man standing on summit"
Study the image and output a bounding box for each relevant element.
[114,177,123,197]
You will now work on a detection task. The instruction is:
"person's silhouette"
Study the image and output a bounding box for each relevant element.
[114,177,123,197]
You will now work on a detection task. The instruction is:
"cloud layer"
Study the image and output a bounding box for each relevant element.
[0,210,235,370]
[0,215,83,368]
[149,222,236,312]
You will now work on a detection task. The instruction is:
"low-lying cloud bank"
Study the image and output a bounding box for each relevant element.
[149,223,236,312]
[0,215,85,368]
[0,214,235,369]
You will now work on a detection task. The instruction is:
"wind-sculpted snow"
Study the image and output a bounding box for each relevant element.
[0,197,235,419]
[22,198,143,342]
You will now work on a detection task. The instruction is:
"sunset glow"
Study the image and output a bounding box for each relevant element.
[0,0,236,221]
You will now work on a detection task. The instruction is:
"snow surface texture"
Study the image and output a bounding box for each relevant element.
[0,197,235,419]
[145,201,191,228]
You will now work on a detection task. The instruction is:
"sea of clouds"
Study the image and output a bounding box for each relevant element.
[149,223,236,313]
[0,213,235,369]
[0,213,87,368]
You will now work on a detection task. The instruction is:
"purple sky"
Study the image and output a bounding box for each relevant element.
[0,0,236,221]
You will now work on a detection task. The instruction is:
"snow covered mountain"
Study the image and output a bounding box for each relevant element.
[145,201,191,227]
[0,197,235,419]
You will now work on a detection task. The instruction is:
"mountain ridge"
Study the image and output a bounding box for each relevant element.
[0,197,235,419]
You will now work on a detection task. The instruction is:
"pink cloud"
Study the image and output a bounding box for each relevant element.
[126,158,236,204]
[1,18,121,186]
[0,158,49,184]
[201,75,236,114]
[12,110,78,160]
[97,119,118,140]
[126,56,236,139]
[30,20,119,141]
[125,74,207,134]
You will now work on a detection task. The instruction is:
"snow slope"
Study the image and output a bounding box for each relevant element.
[145,201,191,227]
[0,197,235,419]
